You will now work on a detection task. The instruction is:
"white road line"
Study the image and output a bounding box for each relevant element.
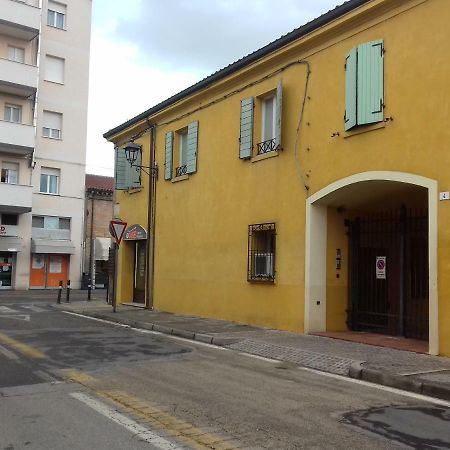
[70,392,184,449]
[21,305,45,313]
[63,311,450,407]
[299,367,450,407]
[0,344,19,360]
[0,306,17,314]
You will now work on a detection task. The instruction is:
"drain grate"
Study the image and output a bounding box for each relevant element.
[226,339,360,375]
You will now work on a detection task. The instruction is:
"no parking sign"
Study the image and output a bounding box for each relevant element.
[376,256,386,279]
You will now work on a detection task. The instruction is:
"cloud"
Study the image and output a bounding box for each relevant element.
[86,0,342,175]
[115,0,342,72]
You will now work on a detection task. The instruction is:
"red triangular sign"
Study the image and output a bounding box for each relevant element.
[110,220,127,246]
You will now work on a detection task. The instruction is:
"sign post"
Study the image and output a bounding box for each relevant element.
[109,220,127,312]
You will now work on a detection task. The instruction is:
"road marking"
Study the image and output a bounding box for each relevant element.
[0,306,17,313]
[99,390,239,450]
[70,392,185,450]
[0,344,19,360]
[0,333,46,359]
[21,305,46,313]
[62,312,450,407]
[299,367,450,407]
[61,368,98,386]
[0,314,30,322]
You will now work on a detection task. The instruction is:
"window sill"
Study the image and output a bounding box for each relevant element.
[44,80,64,86]
[42,136,62,141]
[38,192,59,196]
[344,121,385,138]
[171,175,189,183]
[251,150,279,163]
[127,187,142,194]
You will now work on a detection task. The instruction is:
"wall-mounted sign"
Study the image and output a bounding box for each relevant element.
[376,256,386,279]
[123,224,147,241]
[0,225,18,237]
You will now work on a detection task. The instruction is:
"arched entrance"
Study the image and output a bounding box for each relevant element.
[304,172,438,355]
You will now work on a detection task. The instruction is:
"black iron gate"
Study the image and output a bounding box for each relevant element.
[346,207,428,340]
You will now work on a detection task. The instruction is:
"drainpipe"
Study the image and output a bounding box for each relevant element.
[89,194,95,289]
[145,124,157,309]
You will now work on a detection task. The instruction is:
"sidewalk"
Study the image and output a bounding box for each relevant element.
[55,300,450,402]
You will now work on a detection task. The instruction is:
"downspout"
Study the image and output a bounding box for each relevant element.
[145,124,156,309]
[89,194,95,287]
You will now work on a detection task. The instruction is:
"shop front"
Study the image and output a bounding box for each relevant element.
[0,227,23,290]
[30,239,75,288]
[123,224,147,304]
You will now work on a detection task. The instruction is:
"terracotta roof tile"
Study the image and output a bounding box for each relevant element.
[85,174,114,192]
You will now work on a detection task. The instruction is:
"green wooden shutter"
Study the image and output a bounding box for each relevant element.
[357,39,384,125]
[345,47,357,131]
[275,80,283,149]
[129,148,141,188]
[239,97,253,159]
[164,131,173,180]
[186,121,198,174]
[115,148,128,190]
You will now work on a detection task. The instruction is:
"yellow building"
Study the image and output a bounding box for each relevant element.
[104,0,450,357]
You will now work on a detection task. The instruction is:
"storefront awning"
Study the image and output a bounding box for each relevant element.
[0,237,22,252]
[31,239,75,254]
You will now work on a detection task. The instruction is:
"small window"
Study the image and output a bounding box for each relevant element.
[175,130,188,177]
[59,218,70,230]
[42,110,62,139]
[45,216,59,229]
[40,167,60,194]
[4,105,22,124]
[47,1,66,29]
[45,55,65,84]
[1,214,18,226]
[247,223,276,282]
[1,162,19,184]
[32,216,44,228]
[7,46,25,63]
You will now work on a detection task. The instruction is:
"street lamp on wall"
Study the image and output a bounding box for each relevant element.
[124,142,141,167]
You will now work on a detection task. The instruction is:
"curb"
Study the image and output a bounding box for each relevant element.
[82,311,239,347]
[349,362,450,402]
[59,307,450,403]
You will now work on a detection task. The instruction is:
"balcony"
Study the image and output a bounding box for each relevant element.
[0,58,38,97]
[0,183,32,213]
[0,120,35,155]
[0,0,40,41]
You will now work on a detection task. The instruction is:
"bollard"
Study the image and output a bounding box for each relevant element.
[57,280,63,304]
[87,279,91,301]
[65,279,71,303]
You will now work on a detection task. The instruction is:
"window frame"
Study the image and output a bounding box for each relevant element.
[47,8,65,29]
[7,46,25,63]
[4,104,22,124]
[40,173,59,195]
[247,222,276,283]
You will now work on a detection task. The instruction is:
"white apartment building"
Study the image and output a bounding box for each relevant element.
[0,0,91,289]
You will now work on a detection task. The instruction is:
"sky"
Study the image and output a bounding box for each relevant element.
[86,0,343,176]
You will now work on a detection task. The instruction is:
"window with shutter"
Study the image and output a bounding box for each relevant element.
[115,148,128,190]
[239,98,254,159]
[129,148,141,188]
[345,39,384,131]
[186,121,198,175]
[164,131,173,181]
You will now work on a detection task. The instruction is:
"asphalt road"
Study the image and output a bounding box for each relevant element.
[0,296,449,450]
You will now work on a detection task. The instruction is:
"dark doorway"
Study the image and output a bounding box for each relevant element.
[346,207,428,340]
[133,241,146,303]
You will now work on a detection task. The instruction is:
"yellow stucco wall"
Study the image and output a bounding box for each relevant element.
[112,0,450,355]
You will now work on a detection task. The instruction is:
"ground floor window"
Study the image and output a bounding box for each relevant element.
[247,223,276,282]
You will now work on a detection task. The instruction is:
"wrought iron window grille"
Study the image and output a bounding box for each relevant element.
[247,222,276,282]
[175,165,187,177]
[256,138,278,155]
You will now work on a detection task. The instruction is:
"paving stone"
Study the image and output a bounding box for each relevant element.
[226,339,360,375]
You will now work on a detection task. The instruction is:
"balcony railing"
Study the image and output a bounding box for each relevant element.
[0,0,41,40]
[0,58,38,96]
[0,119,35,155]
[256,138,278,155]
[0,183,32,213]
[175,165,187,177]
